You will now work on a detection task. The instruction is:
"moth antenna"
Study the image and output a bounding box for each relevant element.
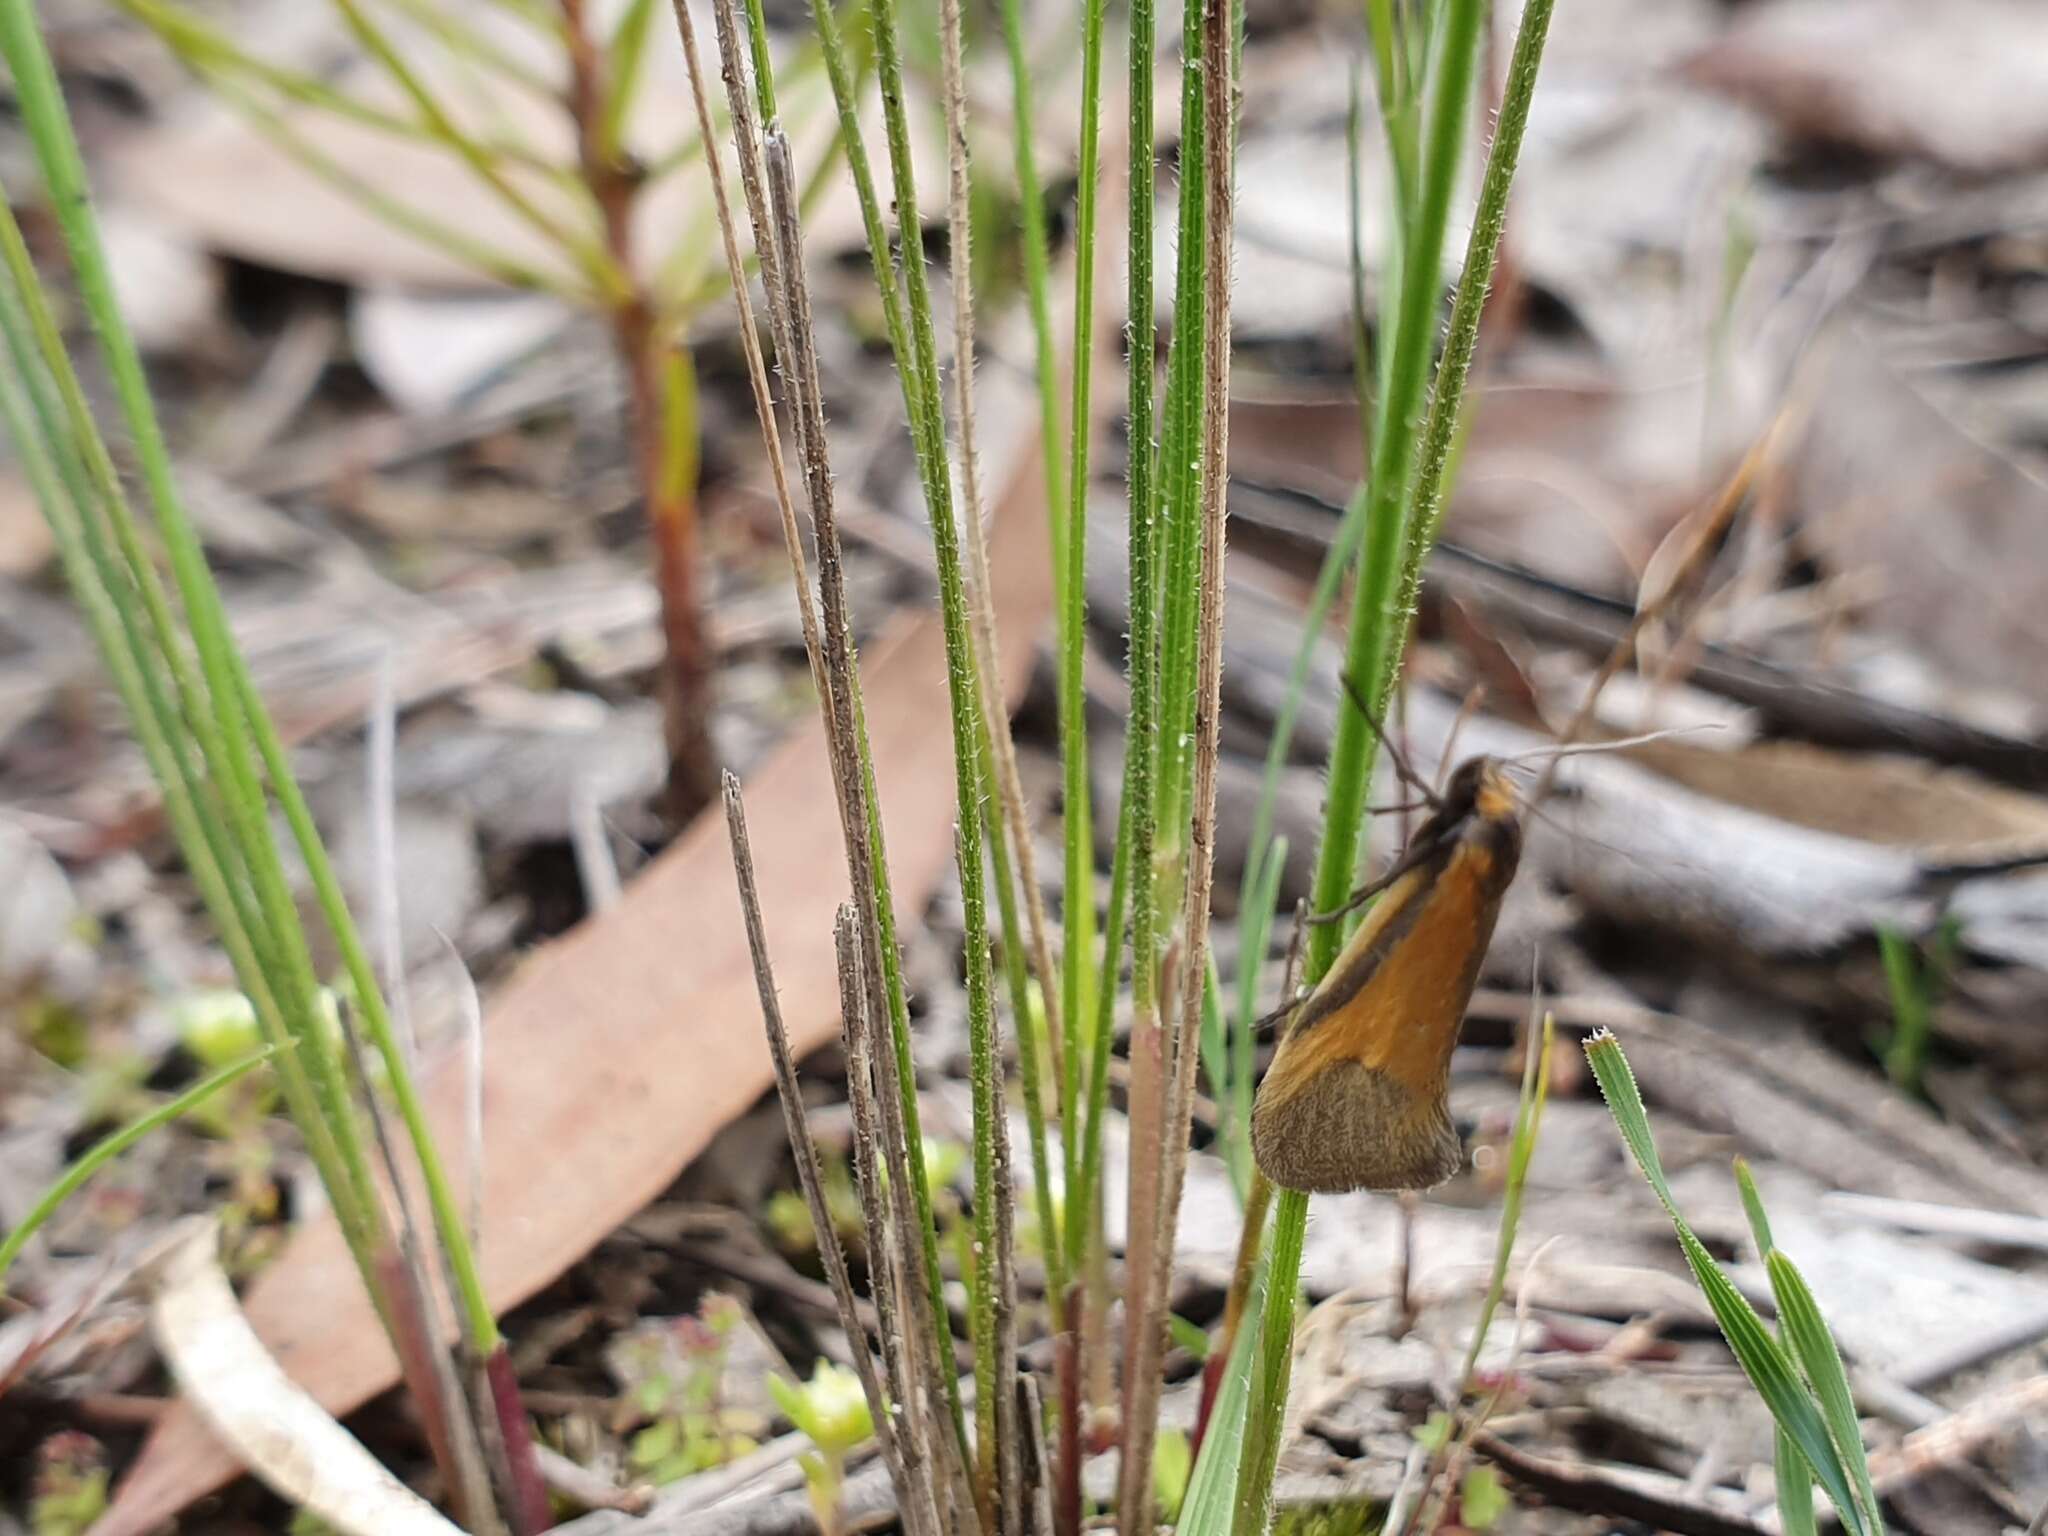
[1500,722,1724,778]
[1340,669,1442,809]
[1436,683,1487,796]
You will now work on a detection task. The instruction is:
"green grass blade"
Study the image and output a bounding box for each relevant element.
[1738,1163,1823,1534]
[1151,0,1209,851]
[0,1049,274,1287]
[1877,927,1931,1093]
[1768,1249,1885,1533]
[1584,1033,1869,1534]
[1058,0,1110,1183]
[995,0,1066,547]
[1178,1244,1270,1536]
[0,218,371,1280]
[1307,0,1485,974]
[1459,1011,1554,1387]
[1776,1425,1819,1536]
[982,733,1063,1295]
[1379,0,1560,709]
[1232,1184,1306,1536]
[1734,1157,1776,1256]
[0,0,503,1349]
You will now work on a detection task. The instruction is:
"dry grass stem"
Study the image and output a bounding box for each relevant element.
[725,778,923,1534]
[836,906,930,1524]
[667,0,824,693]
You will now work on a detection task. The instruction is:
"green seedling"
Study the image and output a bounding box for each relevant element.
[1588,1032,1885,1536]
[769,1361,876,1536]
[1876,917,1960,1094]
[620,1296,766,1485]
[29,1432,108,1536]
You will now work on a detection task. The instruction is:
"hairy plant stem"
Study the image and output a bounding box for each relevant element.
[935,0,1045,1467]
[1059,0,1110,1170]
[1113,0,1170,1514]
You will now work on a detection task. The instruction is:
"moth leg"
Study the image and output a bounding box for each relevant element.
[1305,843,1431,927]
[1340,669,1443,811]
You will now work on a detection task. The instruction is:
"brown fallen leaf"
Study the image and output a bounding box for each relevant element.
[93,465,1054,1535]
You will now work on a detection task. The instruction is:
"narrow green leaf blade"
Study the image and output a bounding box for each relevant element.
[0,1047,275,1286]
[1177,1250,1270,1536]
[1734,1157,1775,1257]
[1775,1425,1819,1536]
[1587,1032,1867,1533]
[1769,1249,1884,1533]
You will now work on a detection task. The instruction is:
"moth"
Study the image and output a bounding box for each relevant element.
[1250,753,1524,1195]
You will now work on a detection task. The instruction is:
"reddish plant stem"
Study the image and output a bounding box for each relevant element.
[561,0,718,822]
[373,1247,472,1530]
[1055,1283,1083,1536]
[485,1345,554,1535]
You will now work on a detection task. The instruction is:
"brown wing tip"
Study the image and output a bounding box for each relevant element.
[1251,1060,1462,1195]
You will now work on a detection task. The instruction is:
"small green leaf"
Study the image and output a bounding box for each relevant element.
[1155,1426,1193,1523]
[1170,1311,1212,1362]
[1413,1410,1454,1452]
[772,1362,873,1457]
[0,1047,276,1289]
[1459,1462,1510,1530]
[630,1418,680,1470]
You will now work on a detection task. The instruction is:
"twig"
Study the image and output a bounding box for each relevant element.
[1866,1373,2048,1497]
[532,1444,652,1516]
[1895,1305,2048,1393]
[1821,1192,2048,1253]
[1471,1432,1766,1536]
[1529,407,1797,809]
[723,779,923,1536]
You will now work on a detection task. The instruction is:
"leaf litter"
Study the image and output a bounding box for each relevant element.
[3,0,2048,1532]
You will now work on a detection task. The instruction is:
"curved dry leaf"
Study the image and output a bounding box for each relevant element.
[147,1222,464,1536]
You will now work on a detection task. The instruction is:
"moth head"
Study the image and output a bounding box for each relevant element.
[1421,755,1519,840]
